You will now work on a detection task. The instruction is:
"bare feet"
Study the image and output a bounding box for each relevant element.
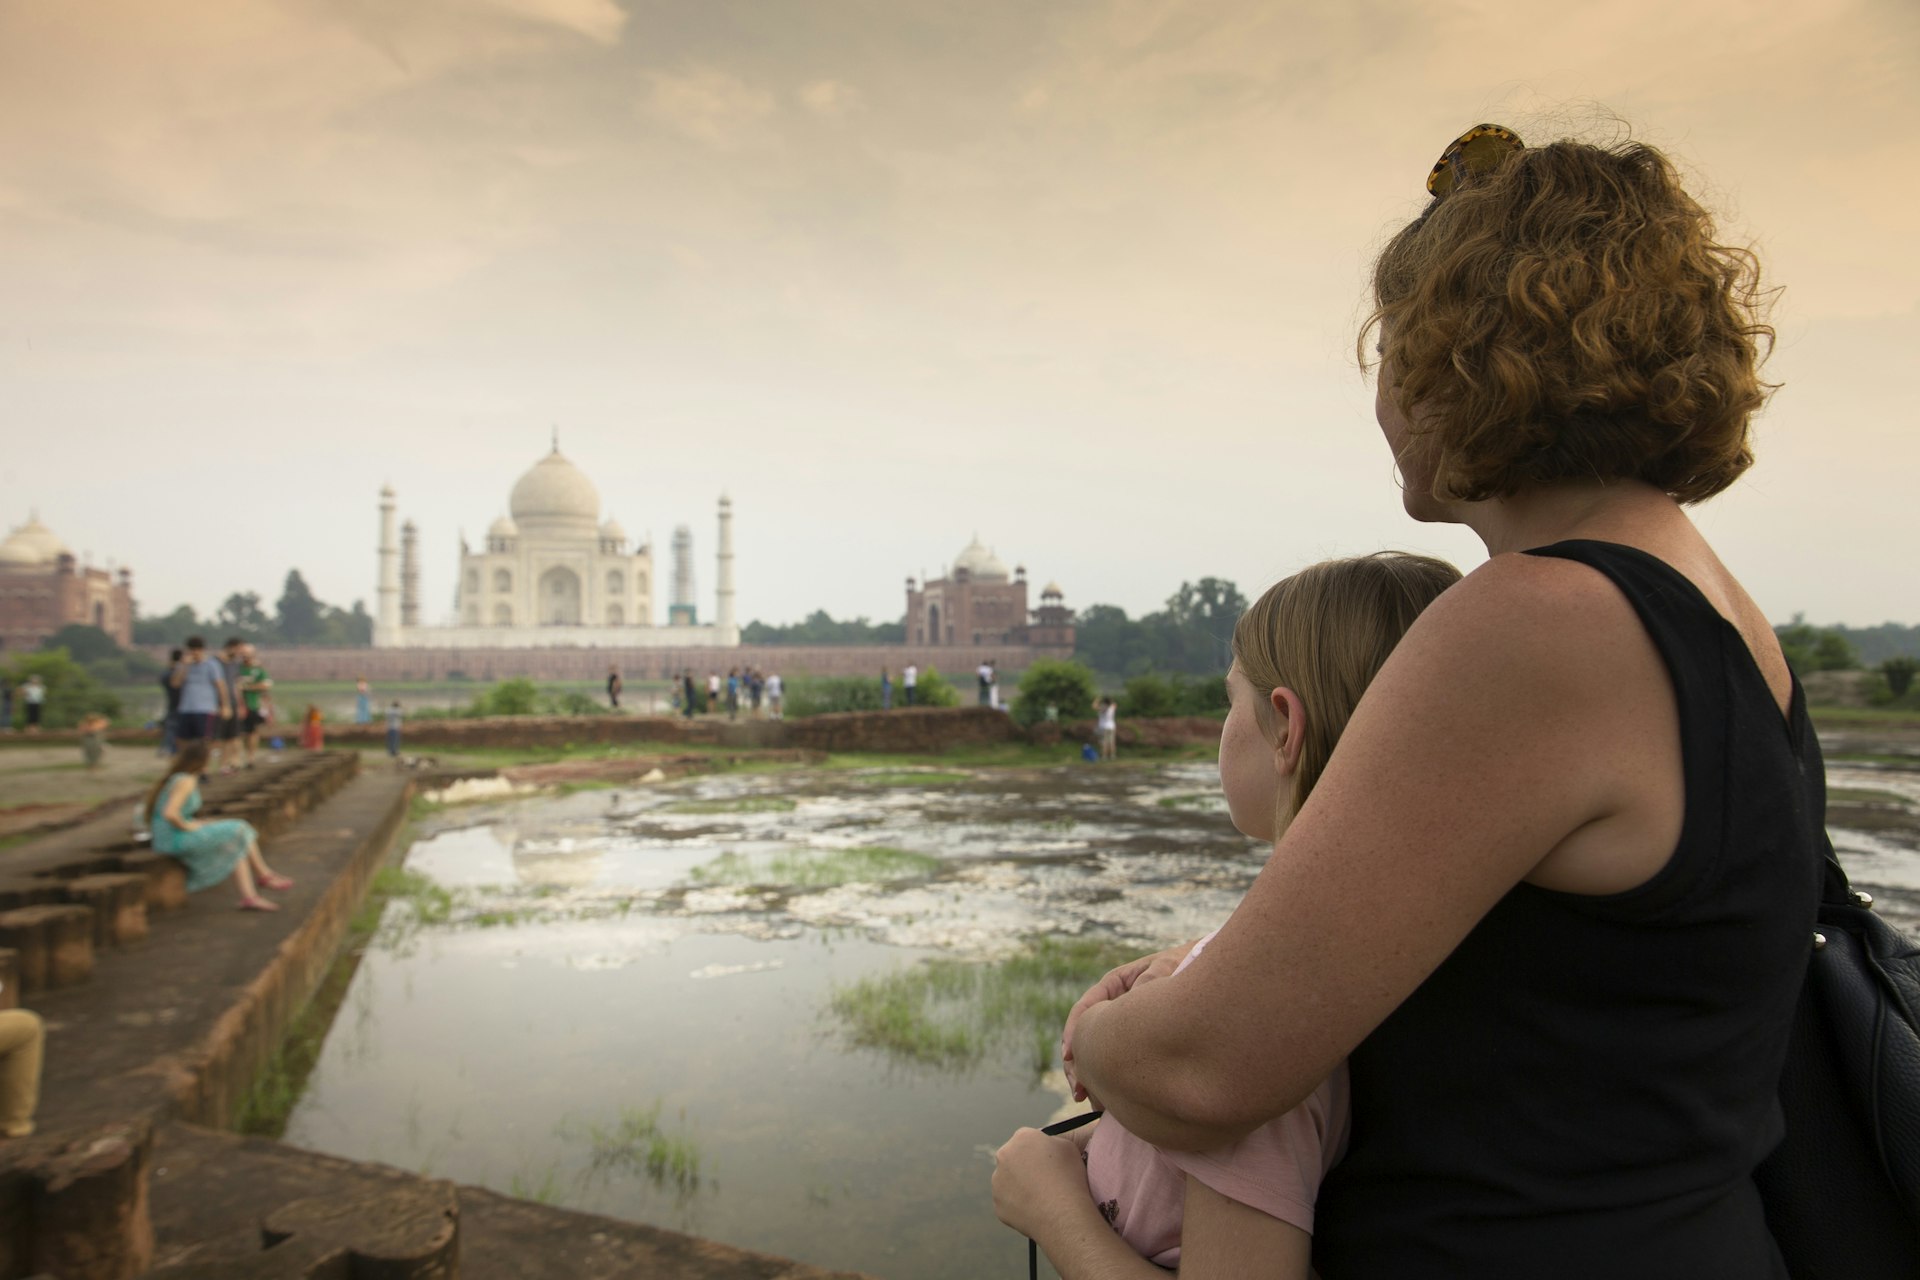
[237,895,280,912]
[258,872,294,891]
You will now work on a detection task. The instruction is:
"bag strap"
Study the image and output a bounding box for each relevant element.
[1028,1110,1104,1280]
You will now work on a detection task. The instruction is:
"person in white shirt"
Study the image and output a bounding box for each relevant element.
[1097,697,1118,760]
[976,661,993,707]
[903,664,918,706]
[767,672,784,720]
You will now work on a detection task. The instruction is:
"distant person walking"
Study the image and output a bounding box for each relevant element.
[158,649,184,755]
[238,644,270,768]
[707,672,721,715]
[353,678,373,725]
[171,636,229,744]
[976,661,992,707]
[726,667,741,720]
[749,670,764,716]
[881,668,893,710]
[767,671,784,720]
[299,705,324,752]
[143,740,292,911]
[19,676,45,733]
[607,667,623,710]
[0,677,11,733]
[386,701,403,761]
[903,664,917,707]
[988,659,1002,711]
[218,638,248,771]
[1096,697,1118,761]
[682,671,697,720]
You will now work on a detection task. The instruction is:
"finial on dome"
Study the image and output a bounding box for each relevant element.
[550,425,560,454]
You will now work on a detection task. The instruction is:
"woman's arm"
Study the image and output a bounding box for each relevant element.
[991,1128,1167,1280]
[159,777,200,832]
[1177,1177,1312,1280]
[1070,556,1681,1149]
[1062,939,1202,1102]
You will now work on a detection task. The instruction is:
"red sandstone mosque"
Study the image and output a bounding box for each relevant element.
[0,513,135,653]
[906,537,1074,654]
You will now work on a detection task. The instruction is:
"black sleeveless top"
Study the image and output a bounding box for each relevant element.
[1313,541,1823,1279]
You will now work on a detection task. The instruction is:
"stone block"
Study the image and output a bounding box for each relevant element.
[0,881,65,913]
[62,875,150,949]
[114,852,189,912]
[259,1182,459,1278]
[27,1120,154,1280]
[0,905,95,994]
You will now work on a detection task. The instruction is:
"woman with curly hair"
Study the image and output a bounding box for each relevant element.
[1060,126,1838,1277]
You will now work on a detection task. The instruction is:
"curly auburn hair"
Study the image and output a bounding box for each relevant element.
[1363,137,1776,505]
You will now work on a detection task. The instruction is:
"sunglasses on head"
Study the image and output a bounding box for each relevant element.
[1426,123,1524,199]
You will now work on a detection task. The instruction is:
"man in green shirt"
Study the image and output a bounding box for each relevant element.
[238,644,273,768]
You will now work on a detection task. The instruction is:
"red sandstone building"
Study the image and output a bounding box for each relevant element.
[0,514,135,653]
[905,537,1074,656]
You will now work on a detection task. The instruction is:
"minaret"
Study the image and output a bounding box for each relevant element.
[376,486,400,647]
[715,495,737,646]
[400,520,421,628]
[669,524,695,626]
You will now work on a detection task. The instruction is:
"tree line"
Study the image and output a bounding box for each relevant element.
[133,570,373,648]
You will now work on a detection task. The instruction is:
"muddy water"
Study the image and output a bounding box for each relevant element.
[283,759,1920,1279]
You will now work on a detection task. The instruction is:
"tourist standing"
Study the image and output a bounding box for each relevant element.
[171,637,229,744]
[0,676,11,733]
[682,671,697,720]
[988,659,1002,711]
[386,701,403,762]
[976,660,992,707]
[299,705,324,751]
[77,713,110,769]
[726,667,741,720]
[766,671,784,720]
[158,649,184,756]
[19,676,45,733]
[218,638,248,771]
[353,678,373,725]
[706,671,720,715]
[238,644,271,769]
[607,666,623,710]
[749,670,764,716]
[1096,697,1118,761]
[881,667,893,710]
[143,740,292,911]
[903,663,917,706]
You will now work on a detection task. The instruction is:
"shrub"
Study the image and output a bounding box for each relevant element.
[1012,659,1098,727]
[543,690,608,717]
[1881,656,1919,699]
[785,676,886,718]
[912,666,961,708]
[5,649,122,729]
[1121,674,1180,718]
[1176,673,1230,715]
[471,677,539,717]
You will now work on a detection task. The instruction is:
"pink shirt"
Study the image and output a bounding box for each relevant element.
[1082,933,1351,1269]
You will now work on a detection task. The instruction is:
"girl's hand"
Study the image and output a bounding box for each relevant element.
[991,1127,1091,1240]
[1061,940,1198,1101]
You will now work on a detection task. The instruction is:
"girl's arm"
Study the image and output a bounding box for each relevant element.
[1177,1177,1312,1280]
[1070,556,1684,1149]
[159,777,199,832]
[991,1128,1167,1280]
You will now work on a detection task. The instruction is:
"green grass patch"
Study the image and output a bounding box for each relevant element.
[1156,793,1219,809]
[828,935,1141,1075]
[562,1104,702,1195]
[1810,706,1920,728]
[853,770,970,787]
[1826,752,1920,770]
[690,845,939,888]
[661,795,798,814]
[1829,787,1913,807]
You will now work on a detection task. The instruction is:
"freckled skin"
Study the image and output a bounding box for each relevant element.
[1218,664,1290,843]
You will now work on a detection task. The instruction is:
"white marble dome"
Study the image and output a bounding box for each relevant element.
[953,536,1009,581]
[600,518,626,542]
[0,515,69,568]
[510,449,600,527]
[488,515,519,539]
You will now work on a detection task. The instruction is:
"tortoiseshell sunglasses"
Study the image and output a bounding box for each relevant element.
[1426,122,1524,198]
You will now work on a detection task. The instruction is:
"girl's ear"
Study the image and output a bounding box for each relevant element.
[1269,686,1307,777]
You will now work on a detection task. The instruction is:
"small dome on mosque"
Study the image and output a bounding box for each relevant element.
[509,447,600,526]
[488,515,519,539]
[953,535,1010,582]
[0,514,70,568]
[1042,581,1064,598]
[600,518,626,541]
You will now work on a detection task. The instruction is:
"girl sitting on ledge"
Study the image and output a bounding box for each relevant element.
[143,740,293,912]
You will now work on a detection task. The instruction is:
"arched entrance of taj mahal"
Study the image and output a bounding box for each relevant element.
[539,565,583,625]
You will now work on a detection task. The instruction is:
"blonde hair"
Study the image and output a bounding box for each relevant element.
[1231,552,1461,828]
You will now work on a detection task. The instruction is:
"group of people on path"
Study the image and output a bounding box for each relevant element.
[670,667,784,720]
[158,636,274,771]
[991,125,1859,1278]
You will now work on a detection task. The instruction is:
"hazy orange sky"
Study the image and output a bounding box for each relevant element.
[1,0,1914,628]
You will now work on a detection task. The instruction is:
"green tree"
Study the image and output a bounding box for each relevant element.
[910,666,961,708]
[742,611,906,645]
[132,604,204,646]
[1882,656,1919,698]
[213,592,275,642]
[1776,618,1860,674]
[472,677,539,716]
[5,649,122,729]
[42,624,122,665]
[276,570,322,643]
[1120,673,1180,718]
[1012,659,1098,727]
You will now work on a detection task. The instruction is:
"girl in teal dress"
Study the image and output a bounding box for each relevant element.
[143,741,293,911]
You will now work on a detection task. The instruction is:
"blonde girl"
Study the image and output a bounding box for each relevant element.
[994,551,1460,1278]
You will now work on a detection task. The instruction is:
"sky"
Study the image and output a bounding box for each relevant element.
[1,0,1915,630]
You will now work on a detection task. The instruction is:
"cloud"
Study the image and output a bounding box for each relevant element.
[799,78,865,118]
[477,0,627,45]
[641,66,778,148]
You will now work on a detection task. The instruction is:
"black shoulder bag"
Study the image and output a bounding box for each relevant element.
[1755,840,1920,1278]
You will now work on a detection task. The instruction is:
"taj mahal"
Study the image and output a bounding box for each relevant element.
[373,442,738,649]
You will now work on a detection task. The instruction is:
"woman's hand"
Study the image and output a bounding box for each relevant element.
[991,1126,1092,1241]
[1062,940,1198,1101]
